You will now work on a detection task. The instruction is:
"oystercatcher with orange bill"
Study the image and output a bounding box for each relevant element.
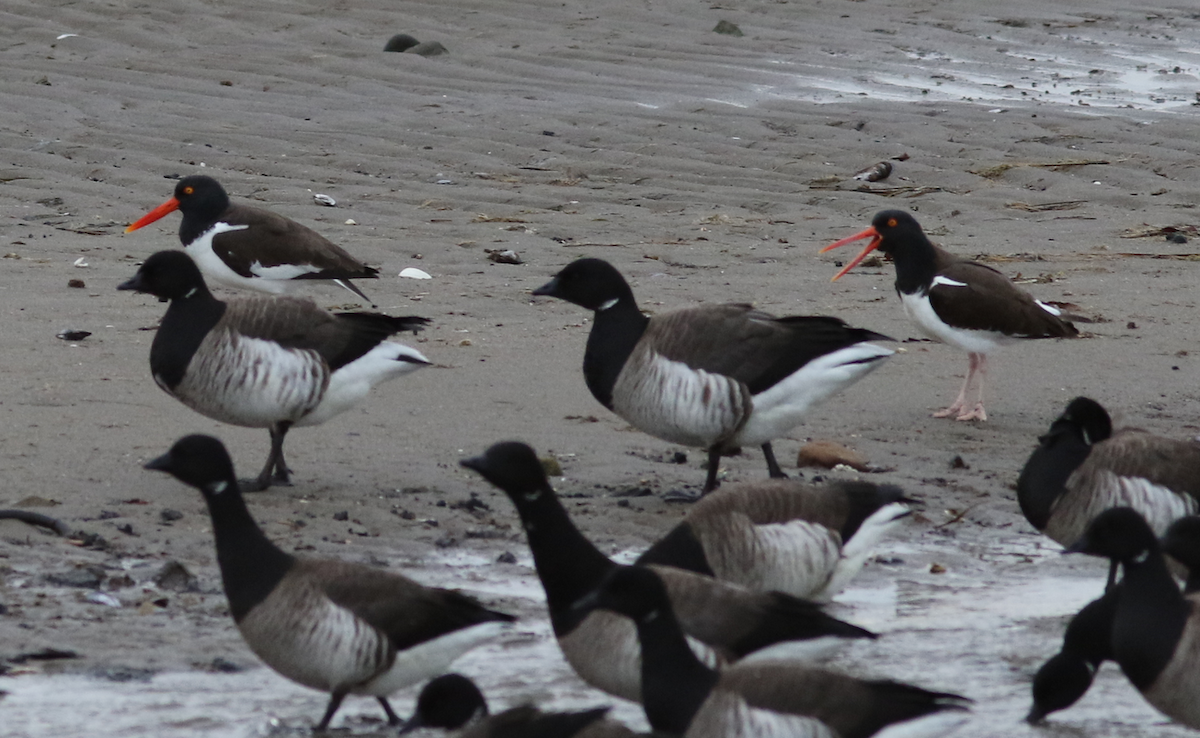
[822,210,1077,421]
[126,175,380,303]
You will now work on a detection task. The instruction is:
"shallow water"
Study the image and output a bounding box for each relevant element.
[5,536,1197,738]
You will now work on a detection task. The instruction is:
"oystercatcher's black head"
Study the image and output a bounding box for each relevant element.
[126,175,229,233]
[822,209,928,281]
[144,434,238,498]
[531,258,635,311]
[117,250,209,301]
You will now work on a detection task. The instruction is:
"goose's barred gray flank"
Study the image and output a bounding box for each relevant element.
[399,673,638,737]
[823,210,1077,421]
[636,478,910,601]
[574,566,971,738]
[119,250,430,490]
[144,435,514,730]
[461,441,875,703]
[126,175,379,302]
[532,258,893,494]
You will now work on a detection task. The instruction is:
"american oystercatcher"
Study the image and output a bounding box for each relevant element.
[126,175,380,302]
[532,258,894,494]
[119,251,429,491]
[822,210,1078,421]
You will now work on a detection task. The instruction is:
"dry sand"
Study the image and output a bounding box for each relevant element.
[1,0,1199,736]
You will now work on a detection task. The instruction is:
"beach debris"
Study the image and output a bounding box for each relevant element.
[56,33,78,40]
[539,456,563,477]
[154,561,199,592]
[383,33,420,52]
[56,329,90,341]
[312,193,336,207]
[73,257,88,267]
[68,278,85,288]
[713,20,743,36]
[343,219,357,225]
[0,509,71,535]
[796,440,870,471]
[853,161,893,182]
[46,566,104,589]
[970,158,1112,179]
[1005,200,1086,212]
[486,249,522,265]
[1118,223,1198,239]
[399,267,432,279]
[86,592,121,608]
[1169,233,1188,244]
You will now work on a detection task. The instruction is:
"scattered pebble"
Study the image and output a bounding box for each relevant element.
[67,278,85,288]
[496,551,517,564]
[409,41,448,57]
[930,563,947,574]
[46,567,104,589]
[154,561,198,593]
[159,509,183,523]
[949,455,969,470]
[1168,233,1188,244]
[209,657,244,673]
[332,511,349,522]
[713,20,743,36]
[796,440,869,471]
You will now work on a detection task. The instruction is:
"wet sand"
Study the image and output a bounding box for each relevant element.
[2,0,1199,736]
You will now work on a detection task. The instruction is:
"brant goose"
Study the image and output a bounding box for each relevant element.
[126,175,379,302]
[532,258,893,494]
[399,673,637,737]
[461,441,875,702]
[823,210,1077,421]
[1162,516,1200,593]
[1026,588,1117,723]
[574,566,971,738]
[636,478,910,601]
[145,435,514,730]
[119,250,430,491]
[1018,397,1200,585]
[1069,507,1200,729]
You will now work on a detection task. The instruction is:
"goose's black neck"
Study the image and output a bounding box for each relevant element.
[1016,426,1092,531]
[150,289,227,390]
[1113,547,1191,690]
[634,603,720,734]
[203,481,295,622]
[583,296,649,409]
[511,487,618,635]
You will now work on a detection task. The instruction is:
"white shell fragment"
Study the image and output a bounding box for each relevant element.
[56,33,79,40]
[73,257,88,267]
[86,592,121,607]
[399,267,432,280]
[344,219,357,225]
[313,193,336,207]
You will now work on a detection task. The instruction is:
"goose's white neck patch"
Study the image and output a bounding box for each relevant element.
[597,298,619,311]
[932,275,967,288]
[184,287,198,299]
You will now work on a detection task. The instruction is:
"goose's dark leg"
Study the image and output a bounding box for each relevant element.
[703,449,723,495]
[315,691,347,731]
[378,697,401,725]
[270,421,294,485]
[762,442,788,479]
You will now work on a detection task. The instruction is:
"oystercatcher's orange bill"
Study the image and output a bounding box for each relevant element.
[125,197,180,233]
[821,226,882,281]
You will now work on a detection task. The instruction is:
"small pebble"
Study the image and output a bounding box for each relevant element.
[540,456,563,476]
[930,563,947,574]
[67,279,85,288]
[159,509,183,523]
[332,511,349,522]
[713,20,743,36]
[383,33,420,52]
[497,551,517,564]
[1168,233,1188,244]
[56,329,91,341]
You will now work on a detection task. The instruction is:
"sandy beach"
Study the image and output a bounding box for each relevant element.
[2,0,1199,735]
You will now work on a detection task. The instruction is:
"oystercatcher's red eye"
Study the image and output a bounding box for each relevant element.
[183,186,194,195]
[887,217,898,227]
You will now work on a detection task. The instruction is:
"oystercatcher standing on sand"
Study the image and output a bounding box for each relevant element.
[822,210,1077,421]
[126,175,380,303]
